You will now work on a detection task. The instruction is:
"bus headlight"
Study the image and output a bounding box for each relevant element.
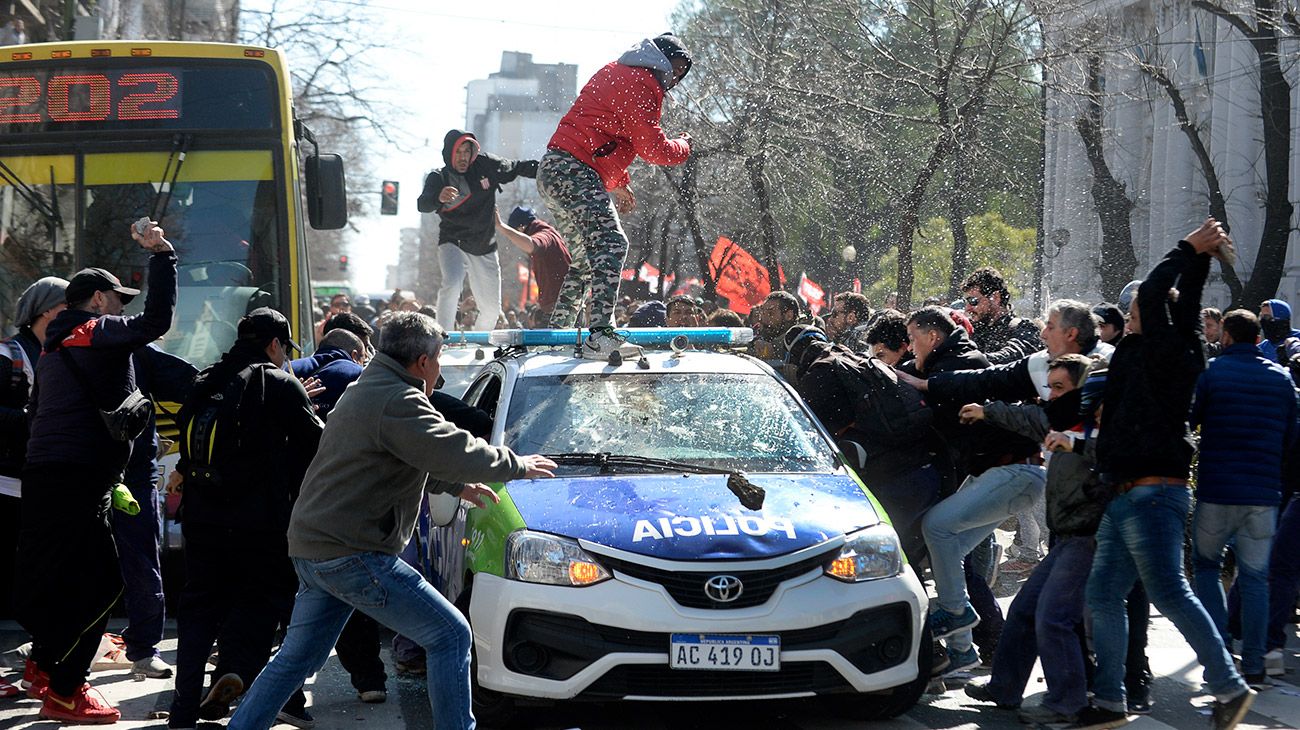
[824,524,903,582]
[506,531,611,587]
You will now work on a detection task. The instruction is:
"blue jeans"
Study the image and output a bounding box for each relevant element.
[1086,484,1247,710]
[1194,502,1276,674]
[987,536,1095,714]
[112,470,165,661]
[228,552,475,730]
[1268,497,1300,651]
[922,464,1045,649]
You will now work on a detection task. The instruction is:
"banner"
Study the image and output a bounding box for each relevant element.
[708,236,771,315]
[798,272,825,315]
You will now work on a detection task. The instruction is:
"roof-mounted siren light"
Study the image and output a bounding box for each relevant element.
[487,328,755,348]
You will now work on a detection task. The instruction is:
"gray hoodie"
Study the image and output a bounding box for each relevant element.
[288,352,525,560]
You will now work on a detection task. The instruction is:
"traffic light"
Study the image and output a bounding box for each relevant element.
[338,254,349,272]
[380,180,399,215]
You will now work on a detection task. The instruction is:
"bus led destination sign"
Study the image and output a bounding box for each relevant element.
[0,63,276,133]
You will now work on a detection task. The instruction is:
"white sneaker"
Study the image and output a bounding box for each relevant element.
[1265,648,1285,677]
[583,328,641,359]
[132,655,173,679]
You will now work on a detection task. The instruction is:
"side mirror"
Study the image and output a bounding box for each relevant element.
[305,154,348,230]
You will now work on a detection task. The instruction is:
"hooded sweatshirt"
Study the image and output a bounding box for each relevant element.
[416,129,538,255]
[547,39,692,191]
[1260,298,1300,363]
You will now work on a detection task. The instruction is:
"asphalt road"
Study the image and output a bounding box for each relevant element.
[4,594,1300,730]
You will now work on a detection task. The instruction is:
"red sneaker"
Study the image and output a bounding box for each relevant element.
[23,659,49,699]
[39,683,120,724]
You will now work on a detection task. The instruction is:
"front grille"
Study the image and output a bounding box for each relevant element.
[503,603,913,683]
[597,548,837,609]
[579,662,853,699]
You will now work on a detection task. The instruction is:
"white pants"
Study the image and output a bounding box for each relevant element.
[436,244,501,332]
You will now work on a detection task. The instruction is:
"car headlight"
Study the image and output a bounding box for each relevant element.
[824,524,903,582]
[505,531,611,587]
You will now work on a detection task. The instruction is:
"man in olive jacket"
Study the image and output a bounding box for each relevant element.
[229,312,555,730]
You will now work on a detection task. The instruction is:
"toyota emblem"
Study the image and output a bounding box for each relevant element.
[704,575,744,603]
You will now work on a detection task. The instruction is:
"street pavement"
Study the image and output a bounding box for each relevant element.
[4,542,1300,729]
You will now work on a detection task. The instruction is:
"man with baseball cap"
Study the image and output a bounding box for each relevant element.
[18,221,176,722]
[167,306,323,729]
[494,206,572,318]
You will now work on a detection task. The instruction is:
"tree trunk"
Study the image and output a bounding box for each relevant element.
[1242,5,1294,307]
[896,138,950,308]
[661,159,715,298]
[1139,61,1244,303]
[1077,55,1137,301]
[947,145,972,298]
[745,154,782,292]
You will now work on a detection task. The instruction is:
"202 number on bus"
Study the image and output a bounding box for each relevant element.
[0,71,182,123]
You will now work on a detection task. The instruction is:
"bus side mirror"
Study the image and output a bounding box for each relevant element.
[305,154,348,230]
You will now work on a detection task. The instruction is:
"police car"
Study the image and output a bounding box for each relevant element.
[437,328,930,723]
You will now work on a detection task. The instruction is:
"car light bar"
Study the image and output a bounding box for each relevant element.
[443,331,493,345]
[488,327,755,348]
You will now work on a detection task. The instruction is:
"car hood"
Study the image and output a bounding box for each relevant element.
[506,472,879,560]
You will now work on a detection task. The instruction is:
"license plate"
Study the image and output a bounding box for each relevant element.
[668,633,781,671]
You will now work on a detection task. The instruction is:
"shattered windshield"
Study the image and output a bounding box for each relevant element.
[504,372,838,474]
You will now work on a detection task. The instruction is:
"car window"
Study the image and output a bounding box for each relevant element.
[503,372,838,473]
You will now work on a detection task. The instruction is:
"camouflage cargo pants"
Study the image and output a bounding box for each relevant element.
[537,149,628,328]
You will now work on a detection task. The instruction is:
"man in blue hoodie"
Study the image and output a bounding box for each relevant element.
[1259,298,1300,367]
[416,130,538,333]
[1192,309,1299,684]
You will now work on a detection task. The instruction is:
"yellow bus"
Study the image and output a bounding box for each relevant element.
[0,39,346,366]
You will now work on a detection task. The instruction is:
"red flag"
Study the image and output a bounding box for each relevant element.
[798,272,825,315]
[709,236,770,315]
[621,268,636,281]
[852,278,861,294]
[638,262,660,285]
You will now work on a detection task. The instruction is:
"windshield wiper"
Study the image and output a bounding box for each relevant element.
[150,133,192,221]
[0,159,61,244]
[543,452,765,510]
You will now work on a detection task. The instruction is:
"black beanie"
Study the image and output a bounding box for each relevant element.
[653,33,692,72]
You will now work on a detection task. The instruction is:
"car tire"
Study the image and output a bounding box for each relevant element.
[456,581,521,728]
[829,621,933,720]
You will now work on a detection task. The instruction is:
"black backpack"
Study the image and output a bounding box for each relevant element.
[177,364,263,489]
[831,351,933,449]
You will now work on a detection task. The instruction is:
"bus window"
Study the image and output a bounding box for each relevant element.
[0,155,76,334]
[83,150,282,368]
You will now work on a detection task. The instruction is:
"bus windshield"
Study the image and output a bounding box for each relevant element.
[0,149,282,368]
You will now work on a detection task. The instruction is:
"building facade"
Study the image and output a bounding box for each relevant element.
[1043,0,1300,310]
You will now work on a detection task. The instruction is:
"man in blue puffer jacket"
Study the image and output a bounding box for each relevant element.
[1191,308,1299,684]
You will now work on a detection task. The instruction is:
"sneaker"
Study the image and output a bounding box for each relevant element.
[39,683,121,724]
[583,327,641,359]
[1019,703,1078,725]
[394,658,426,677]
[943,645,981,677]
[132,655,173,679]
[1125,675,1152,714]
[89,633,132,671]
[197,673,243,721]
[1211,688,1256,730]
[963,681,1019,709]
[23,659,49,699]
[0,678,18,698]
[358,689,387,703]
[1067,705,1131,729]
[1264,648,1285,677]
[277,706,316,729]
[929,603,980,640]
[1000,558,1039,573]
[929,641,951,677]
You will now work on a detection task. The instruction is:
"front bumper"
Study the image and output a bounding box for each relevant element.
[468,563,926,701]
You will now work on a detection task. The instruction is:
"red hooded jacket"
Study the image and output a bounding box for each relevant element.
[547,41,691,191]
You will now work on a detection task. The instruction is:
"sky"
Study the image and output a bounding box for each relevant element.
[264,0,687,291]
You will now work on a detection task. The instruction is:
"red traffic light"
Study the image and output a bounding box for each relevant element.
[382,181,397,195]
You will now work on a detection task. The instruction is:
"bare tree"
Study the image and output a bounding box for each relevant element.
[1075,53,1138,300]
